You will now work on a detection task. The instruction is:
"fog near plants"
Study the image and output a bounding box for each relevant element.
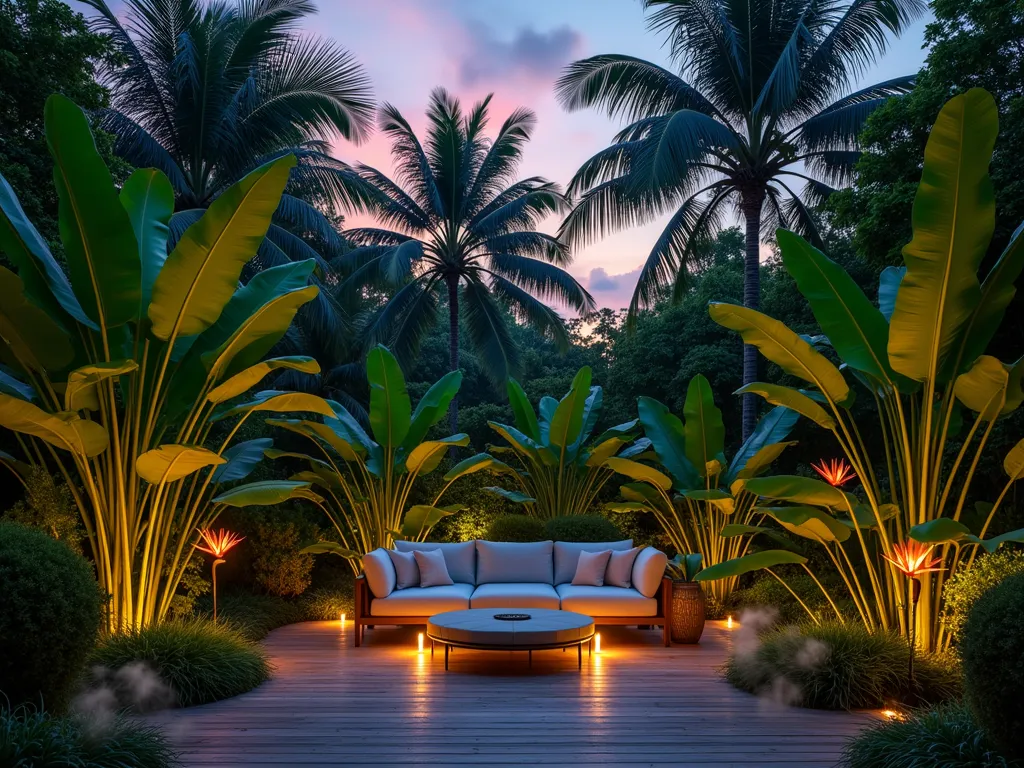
[72,662,175,734]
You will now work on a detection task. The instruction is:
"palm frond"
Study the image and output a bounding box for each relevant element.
[489,275,571,352]
[626,110,741,194]
[461,278,520,383]
[558,176,677,250]
[487,253,595,314]
[483,232,569,265]
[465,106,536,216]
[471,183,568,237]
[97,109,191,194]
[364,277,440,364]
[378,102,445,216]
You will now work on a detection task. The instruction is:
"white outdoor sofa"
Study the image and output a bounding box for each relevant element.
[353,539,672,646]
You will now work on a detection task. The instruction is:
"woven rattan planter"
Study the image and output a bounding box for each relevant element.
[670,581,706,644]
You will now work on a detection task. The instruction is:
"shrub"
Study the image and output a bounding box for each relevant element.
[961,572,1024,760]
[0,522,102,712]
[0,706,177,768]
[3,467,85,554]
[245,509,318,597]
[840,703,1015,768]
[90,620,269,707]
[942,548,1024,646]
[725,621,961,710]
[299,586,355,621]
[484,515,547,542]
[545,514,624,542]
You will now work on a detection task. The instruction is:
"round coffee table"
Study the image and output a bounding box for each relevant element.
[427,608,595,670]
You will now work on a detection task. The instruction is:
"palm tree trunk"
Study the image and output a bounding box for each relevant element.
[446,275,460,441]
[741,192,765,441]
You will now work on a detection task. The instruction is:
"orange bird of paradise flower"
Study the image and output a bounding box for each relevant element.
[812,458,857,487]
[883,539,943,579]
[195,528,244,558]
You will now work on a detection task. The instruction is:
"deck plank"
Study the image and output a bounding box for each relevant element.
[151,620,875,767]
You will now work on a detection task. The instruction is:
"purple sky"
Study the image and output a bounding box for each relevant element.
[80,0,931,311]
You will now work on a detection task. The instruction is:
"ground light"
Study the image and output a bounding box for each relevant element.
[594,633,601,653]
[418,633,425,653]
[727,615,734,629]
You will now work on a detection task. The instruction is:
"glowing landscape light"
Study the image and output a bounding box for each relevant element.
[195,528,244,622]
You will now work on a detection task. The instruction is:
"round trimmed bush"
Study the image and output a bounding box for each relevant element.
[961,571,1024,760]
[90,619,269,707]
[725,621,961,710]
[942,548,1024,645]
[483,514,546,542]
[545,514,623,542]
[0,522,102,712]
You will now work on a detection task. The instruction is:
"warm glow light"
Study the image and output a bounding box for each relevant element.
[727,615,734,629]
[340,612,346,627]
[882,709,905,722]
[195,528,244,558]
[418,633,424,653]
[883,540,943,579]
[595,633,601,653]
[812,458,857,487]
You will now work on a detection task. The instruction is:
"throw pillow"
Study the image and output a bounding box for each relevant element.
[414,549,454,587]
[571,549,612,586]
[604,546,642,588]
[387,549,420,589]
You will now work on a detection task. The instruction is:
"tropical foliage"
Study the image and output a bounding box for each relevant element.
[476,366,641,518]
[241,345,475,571]
[706,90,1024,651]
[556,0,924,436]
[607,375,801,606]
[0,95,327,629]
[340,88,594,427]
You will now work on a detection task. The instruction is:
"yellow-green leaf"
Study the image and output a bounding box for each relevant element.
[0,266,74,372]
[736,381,835,429]
[0,393,107,457]
[604,457,673,490]
[206,356,320,404]
[136,444,225,484]
[64,360,138,411]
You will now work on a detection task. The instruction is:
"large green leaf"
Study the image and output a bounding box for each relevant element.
[0,369,34,401]
[735,442,797,480]
[0,393,107,457]
[212,438,273,483]
[120,168,173,313]
[694,550,808,582]
[483,487,536,504]
[763,506,851,544]
[725,405,799,483]
[683,489,734,515]
[64,360,138,411]
[299,542,362,559]
[403,370,462,452]
[909,518,971,544]
[202,286,319,382]
[735,382,835,429]
[779,229,896,384]
[721,524,771,538]
[709,303,851,405]
[878,266,905,321]
[401,505,460,538]
[604,457,673,490]
[507,378,540,441]
[1004,438,1024,481]
[149,155,295,340]
[972,527,1024,554]
[45,94,140,328]
[136,444,225,484]
[488,421,552,465]
[953,355,1017,420]
[744,475,847,507]
[682,374,724,476]
[889,89,998,383]
[636,396,700,489]
[572,385,603,451]
[443,453,515,482]
[549,366,591,450]
[404,434,470,474]
[366,345,410,448]
[0,172,92,328]
[214,390,336,422]
[0,267,74,372]
[206,357,320,404]
[212,479,322,507]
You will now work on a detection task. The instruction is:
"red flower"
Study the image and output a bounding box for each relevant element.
[883,540,943,579]
[812,458,857,487]
[195,528,244,558]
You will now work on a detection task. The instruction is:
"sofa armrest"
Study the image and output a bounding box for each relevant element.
[355,575,370,620]
[631,546,669,598]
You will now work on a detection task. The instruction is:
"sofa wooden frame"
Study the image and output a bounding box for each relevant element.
[353,575,674,647]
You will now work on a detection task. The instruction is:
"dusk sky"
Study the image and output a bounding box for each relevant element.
[83,0,932,311]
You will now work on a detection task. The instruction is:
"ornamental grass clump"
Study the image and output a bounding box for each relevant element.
[90,620,269,708]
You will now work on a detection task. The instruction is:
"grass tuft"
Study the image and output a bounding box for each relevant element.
[90,619,269,708]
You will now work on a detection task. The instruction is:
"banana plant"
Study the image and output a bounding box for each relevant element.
[605,375,800,607]
[0,95,328,630]
[708,89,1024,651]
[253,345,472,572]
[476,366,641,518]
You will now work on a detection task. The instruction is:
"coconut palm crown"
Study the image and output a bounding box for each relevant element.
[341,88,595,429]
[556,0,924,437]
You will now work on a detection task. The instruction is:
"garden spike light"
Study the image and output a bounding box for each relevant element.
[883,540,943,691]
[196,529,244,622]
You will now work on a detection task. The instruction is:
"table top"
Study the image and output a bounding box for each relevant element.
[427,608,595,648]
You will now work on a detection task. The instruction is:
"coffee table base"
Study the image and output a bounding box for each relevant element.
[428,635,596,670]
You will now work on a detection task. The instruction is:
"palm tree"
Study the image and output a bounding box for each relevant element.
[83,0,376,356]
[342,88,595,432]
[556,0,924,438]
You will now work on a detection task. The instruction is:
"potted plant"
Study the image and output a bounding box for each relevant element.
[669,554,705,644]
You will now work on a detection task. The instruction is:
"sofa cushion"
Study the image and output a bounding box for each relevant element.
[572,549,612,586]
[476,540,554,584]
[556,584,658,617]
[470,583,560,610]
[394,540,476,585]
[387,549,419,589]
[632,547,669,598]
[370,583,474,617]
[363,548,396,598]
[414,549,453,587]
[605,546,642,588]
[553,540,633,585]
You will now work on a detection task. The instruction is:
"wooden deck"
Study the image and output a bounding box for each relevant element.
[152,620,877,767]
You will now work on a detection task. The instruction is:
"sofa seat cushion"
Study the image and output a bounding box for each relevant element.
[555,584,658,617]
[553,540,633,585]
[470,583,560,610]
[370,583,474,617]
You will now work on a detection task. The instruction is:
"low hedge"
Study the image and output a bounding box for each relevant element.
[90,620,269,708]
[942,549,1024,646]
[483,515,547,542]
[725,621,961,710]
[545,514,623,542]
